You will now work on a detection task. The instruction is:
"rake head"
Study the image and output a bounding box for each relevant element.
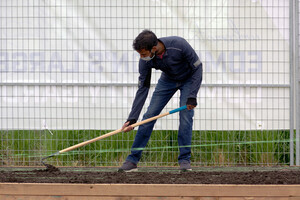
[41,152,60,171]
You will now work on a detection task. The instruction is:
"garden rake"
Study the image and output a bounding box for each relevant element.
[41,105,187,168]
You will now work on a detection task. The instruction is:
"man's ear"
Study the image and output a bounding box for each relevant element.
[151,46,157,52]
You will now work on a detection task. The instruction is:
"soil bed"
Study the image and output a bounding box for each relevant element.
[1,166,300,184]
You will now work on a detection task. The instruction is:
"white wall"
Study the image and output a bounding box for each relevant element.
[0,0,291,130]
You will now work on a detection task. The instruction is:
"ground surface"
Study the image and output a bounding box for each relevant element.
[1,166,300,184]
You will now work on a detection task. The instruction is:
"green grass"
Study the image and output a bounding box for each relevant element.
[0,129,292,167]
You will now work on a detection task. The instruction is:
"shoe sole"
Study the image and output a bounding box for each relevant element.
[180,169,192,172]
[118,168,138,172]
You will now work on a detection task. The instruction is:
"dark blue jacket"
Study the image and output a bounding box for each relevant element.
[127,36,202,122]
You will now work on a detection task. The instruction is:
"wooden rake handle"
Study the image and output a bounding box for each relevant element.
[59,105,187,154]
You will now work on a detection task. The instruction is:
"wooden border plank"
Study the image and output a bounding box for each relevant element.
[1,183,300,197]
[0,196,201,200]
[1,197,300,200]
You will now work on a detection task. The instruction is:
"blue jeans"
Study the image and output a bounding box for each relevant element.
[126,75,194,164]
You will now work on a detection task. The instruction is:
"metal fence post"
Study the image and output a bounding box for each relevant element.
[296,0,300,166]
[290,0,295,166]
[290,0,300,166]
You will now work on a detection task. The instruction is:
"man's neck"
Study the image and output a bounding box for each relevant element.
[156,41,165,56]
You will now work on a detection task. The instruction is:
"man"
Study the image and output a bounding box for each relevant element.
[119,29,202,172]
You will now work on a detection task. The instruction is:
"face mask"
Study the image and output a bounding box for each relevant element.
[140,51,155,61]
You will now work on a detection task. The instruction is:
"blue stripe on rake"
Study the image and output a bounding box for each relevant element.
[169,105,187,114]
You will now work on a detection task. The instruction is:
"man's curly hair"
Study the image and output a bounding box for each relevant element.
[133,29,158,51]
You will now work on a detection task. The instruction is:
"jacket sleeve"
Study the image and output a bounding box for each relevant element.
[127,61,152,122]
[181,38,203,99]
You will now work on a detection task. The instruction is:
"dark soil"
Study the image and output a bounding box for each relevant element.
[42,164,60,173]
[1,166,300,184]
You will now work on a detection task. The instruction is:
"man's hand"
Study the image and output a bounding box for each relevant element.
[186,98,197,110]
[187,104,196,110]
[122,121,134,132]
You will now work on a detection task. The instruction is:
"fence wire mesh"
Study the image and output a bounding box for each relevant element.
[0,0,298,167]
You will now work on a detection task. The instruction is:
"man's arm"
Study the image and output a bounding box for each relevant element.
[186,64,202,110]
[122,62,152,132]
[181,38,203,109]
